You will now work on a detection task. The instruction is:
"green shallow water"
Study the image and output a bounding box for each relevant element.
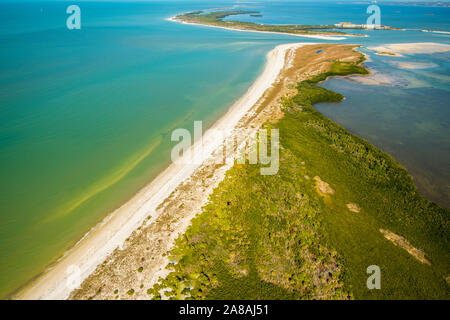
[0,1,290,298]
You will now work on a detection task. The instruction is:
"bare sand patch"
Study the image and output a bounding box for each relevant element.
[346,203,360,213]
[368,42,450,57]
[347,71,396,86]
[379,229,431,265]
[314,176,335,196]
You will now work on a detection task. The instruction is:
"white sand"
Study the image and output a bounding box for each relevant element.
[166,16,350,40]
[15,42,308,300]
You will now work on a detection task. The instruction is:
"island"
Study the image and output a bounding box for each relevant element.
[170,10,372,38]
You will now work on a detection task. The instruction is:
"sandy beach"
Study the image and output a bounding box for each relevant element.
[14,42,307,300]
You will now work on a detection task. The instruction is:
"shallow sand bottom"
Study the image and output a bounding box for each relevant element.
[368,42,450,56]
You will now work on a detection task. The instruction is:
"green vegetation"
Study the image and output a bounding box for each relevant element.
[175,10,353,36]
[127,289,135,296]
[305,61,369,84]
[138,267,144,273]
[278,62,449,299]
[148,57,449,300]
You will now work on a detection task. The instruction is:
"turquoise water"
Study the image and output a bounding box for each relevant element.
[0,1,449,298]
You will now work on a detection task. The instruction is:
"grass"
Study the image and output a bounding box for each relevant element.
[148,57,449,300]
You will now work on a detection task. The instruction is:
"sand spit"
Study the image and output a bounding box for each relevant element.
[15,42,308,300]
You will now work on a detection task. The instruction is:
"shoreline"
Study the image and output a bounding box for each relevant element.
[167,16,354,41]
[14,42,305,300]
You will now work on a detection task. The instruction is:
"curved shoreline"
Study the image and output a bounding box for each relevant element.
[14,42,306,300]
[166,16,354,41]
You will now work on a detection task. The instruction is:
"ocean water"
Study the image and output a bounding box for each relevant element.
[0,1,448,298]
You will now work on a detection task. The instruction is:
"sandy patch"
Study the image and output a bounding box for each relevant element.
[346,203,360,213]
[379,229,431,265]
[314,176,335,195]
[346,68,430,88]
[391,61,438,70]
[368,42,450,57]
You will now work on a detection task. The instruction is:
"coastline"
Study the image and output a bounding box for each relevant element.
[166,16,351,40]
[14,42,305,300]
